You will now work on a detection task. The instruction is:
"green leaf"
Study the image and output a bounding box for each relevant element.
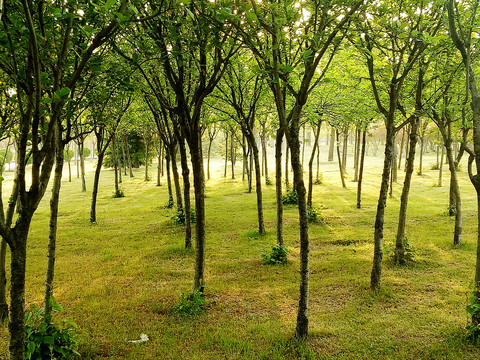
[104,0,116,11]
[54,87,70,101]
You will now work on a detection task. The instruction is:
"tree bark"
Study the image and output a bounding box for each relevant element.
[165,151,174,207]
[307,121,322,208]
[90,153,104,223]
[145,139,150,181]
[170,145,183,211]
[328,126,335,161]
[231,128,235,179]
[224,131,228,178]
[285,142,290,190]
[157,142,162,187]
[371,122,395,289]
[395,120,419,264]
[357,130,367,209]
[80,140,86,192]
[177,137,192,249]
[275,128,284,246]
[245,132,265,234]
[336,130,346,188]
[44,127,64,319]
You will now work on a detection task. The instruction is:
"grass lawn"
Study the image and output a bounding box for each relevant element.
[1,148,480,359]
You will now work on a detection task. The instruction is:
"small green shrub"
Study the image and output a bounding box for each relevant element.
[164,198,174,209]
[172,290,205,317]
[385,236,416,263]
[265,177,272,185]
[307,206,323,223]
[282,189,298,205]
[465,291,480,345]
[113,188,124,198]
[262,244,288,265]
[430,163,440,170]
[25,298,79,360]
[171,209,196,226]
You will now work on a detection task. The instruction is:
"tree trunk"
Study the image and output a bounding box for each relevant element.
[145,139,150,181]
[302,124,306,166]
[285,143,290,190]
[371,122,396,289]
[336,130,346,188]
[114,148,119,195]
[262,136,269,183]
[357,130,367,209]
[328,126,335,161]
[190,135,206,292]
[224,131,228,178]
[165,151,174,207]
[342,129,348,173]
[395,120,419,264]
[446,140,462,245]
[207,136,213,180]
[80,141,86,192]
[178,138,192,249]
[398,127,405,170]
[276,128,284,246]
[418,136,424,175]
[170,146,183,211]
[157,143,162,187]
[245,132,265,234]
[76,143,80,179]
[44,131,64,319]
[9,233,28,360]
[67,157,71,182]
[307,121,322,208]
[122,139,128,176]
[439,145,444,186]
[316,139,320,183]
[289,128,310,340]
[391,139,398,183]
[231,129,235,179]
[248,150,253,192]
[90,153,105,223]
[354,128,360,182]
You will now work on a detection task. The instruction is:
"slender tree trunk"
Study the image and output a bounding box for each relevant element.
[371,121,396,289]
[145,140,150,181]
[289,128,310,340]
[248,150,253,192]
[439,145,444,186]
[391,139,398,183]
[357,130,367,209]
[224,132,228,178]
[170,146,183,211]
[446,140,462,245]
[328,126,335,161]
[285,143,290,190]
[307,121,322,207]
[336,130,346,188]
[76,143,80,179]
[165,151,174,207]
[263,136,269,182]
[316,139,320,183]
[80,141,86,192]
[246,133,265,234]
[190,135,206,292]
[418,136,424,175]
[395,120,419,264]
[231,129,235,179]
[404,125,410,172]
[44,131,64,319]
[302,124,306,166]
[178,138,192,249]
[90,153,105,223]
[276,128,284,246]
[207,136,213,180]
[398,128,405,170]
[157,143,162,187]
[114,149,119,195]
[122,139,128,176]
[342,130,348,172]
[354,128,360,182]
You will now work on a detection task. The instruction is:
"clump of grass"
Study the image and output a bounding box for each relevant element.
[307,206,324,223]
[314,173,323,185]
[384,236,416,263]
[172,290,205,317]
[262,244,288,265]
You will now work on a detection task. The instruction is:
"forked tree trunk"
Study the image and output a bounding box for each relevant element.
[357,130,367,209]
[275,128,284,246]
[395,120,419,264]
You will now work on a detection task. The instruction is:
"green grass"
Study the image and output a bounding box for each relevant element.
[0,150,480,359]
